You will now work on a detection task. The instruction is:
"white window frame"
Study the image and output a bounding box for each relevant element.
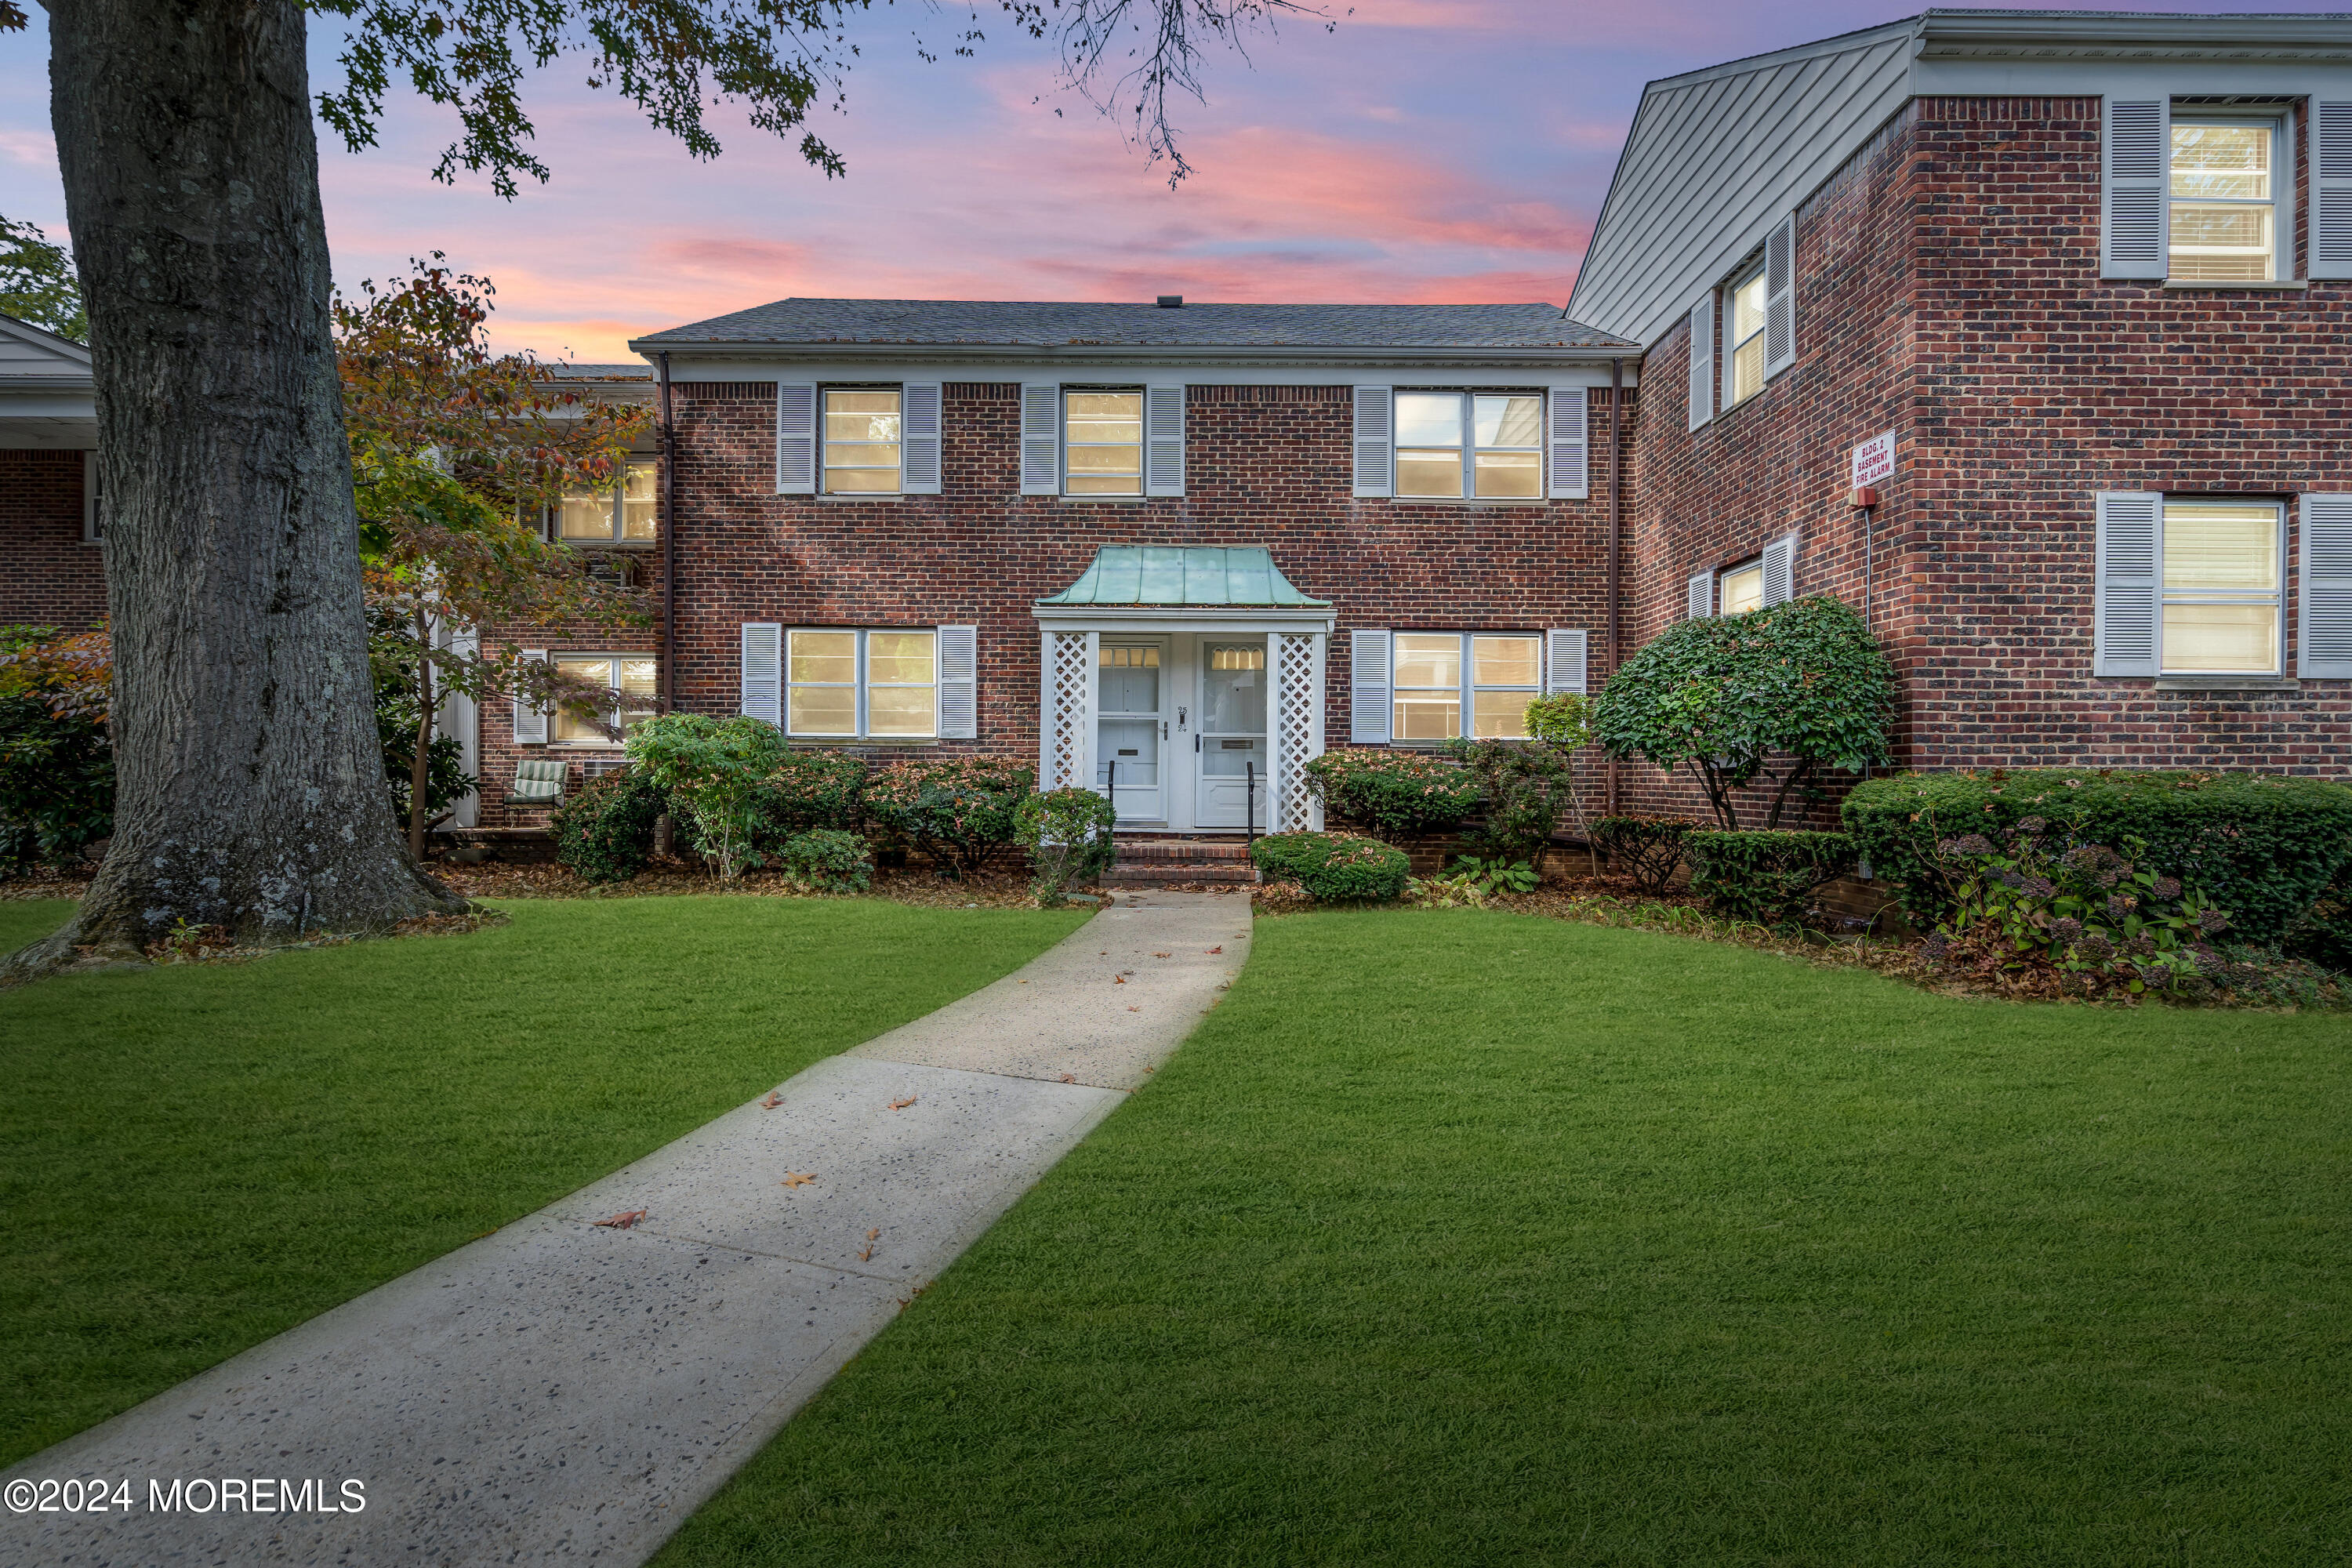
[820,384,904,495]
[2166,111,2290,284]
[2158,497,2285,677]
[786,626,941,741]
[548,652,659,746]
[1391,390,1548,501]
[1721,257,1769,409]
[551,456,659,546]
[1388,630,1544,743]
[1717,559,1765,616]
[82,450,100,545]
[1061,386,1145,498]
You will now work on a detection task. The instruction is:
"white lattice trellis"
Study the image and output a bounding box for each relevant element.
[1046,631,1092,790]
[1272,631,1323,830]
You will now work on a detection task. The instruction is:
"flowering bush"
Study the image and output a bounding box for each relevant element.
[1302,749,1483,838]
[864,755,1035,880]
[1250,831,1410,902]
[1014,786,1120,905]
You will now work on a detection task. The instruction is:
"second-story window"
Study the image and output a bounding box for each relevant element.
[2169,118,2280,282]
[823,388,902,494]
[557,459,658,544]
[1394,392,1544,499]
[1064,390,1142,495]
[1724,263,1769,407]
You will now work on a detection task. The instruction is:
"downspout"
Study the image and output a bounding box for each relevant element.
[657,351,677,713]
[1606,355,1624,818]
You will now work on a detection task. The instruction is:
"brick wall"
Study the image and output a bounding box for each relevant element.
[0,450,106,628]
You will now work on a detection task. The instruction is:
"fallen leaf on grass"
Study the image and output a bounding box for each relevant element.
[780,1172,818,1189]
[594,1210,648,1229]
[760,1091,783,1109]
[889,1096,918,1110]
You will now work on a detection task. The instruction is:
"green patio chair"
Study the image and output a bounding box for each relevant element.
[505,757,568,808]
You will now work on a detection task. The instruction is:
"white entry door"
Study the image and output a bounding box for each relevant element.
[1096,640,1167,822]
[1196,640,1269,829]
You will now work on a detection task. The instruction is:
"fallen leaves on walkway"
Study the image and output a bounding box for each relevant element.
[593,1210,648,1229]
[780,1172,818,1189]
[1207,946,1223,954]
[858,1228,880,1261]
[1127,1006,1141,1012]
[1113,975,1127,985]
[760,1091,784,1109]
[1059,1073,1076,1083]
[889,1096,918,1110]
[1154,952,1171,958]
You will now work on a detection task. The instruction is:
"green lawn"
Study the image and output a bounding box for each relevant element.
[0,896,1087,1467]
[662,910,2352,1566]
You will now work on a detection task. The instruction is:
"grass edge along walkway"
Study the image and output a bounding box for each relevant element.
[659,907,2351,1567]
[0,895,1088,1468]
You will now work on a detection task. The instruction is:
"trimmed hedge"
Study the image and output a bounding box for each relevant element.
[1685,829,1857,926]
[1302,749,1483,837]
[865,755,1036,880]
[549,767,666,884]
[757,751,867,837]
[1842,771,2352,946]
[1250,832,1410,902]
[778,827,873,892]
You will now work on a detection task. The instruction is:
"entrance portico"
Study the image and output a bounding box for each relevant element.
[1034,546,1331,833]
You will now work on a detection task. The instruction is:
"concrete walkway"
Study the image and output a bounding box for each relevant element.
[2,891,1250,1568]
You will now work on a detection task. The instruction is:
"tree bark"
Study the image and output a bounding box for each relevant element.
[10,0,462,978]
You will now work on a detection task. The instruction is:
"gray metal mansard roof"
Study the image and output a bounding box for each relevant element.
[633,299,1630,355]
[1038,546,1329,608]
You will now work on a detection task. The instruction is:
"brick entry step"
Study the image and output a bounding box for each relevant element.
[1099,837,1259,888]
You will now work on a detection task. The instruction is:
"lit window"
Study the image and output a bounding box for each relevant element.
[1719,561,1764,615]
[550,655,657,744]
[1065,390,1142,495]
[2169,120,2279,282]
[557,459,659,543]
[788,629,938,739]
[1390,632,1542,742]
[1725,266,1769,406]
[1395,392,1545,499]
[2161,500,2281,675]
[823,388,902,494]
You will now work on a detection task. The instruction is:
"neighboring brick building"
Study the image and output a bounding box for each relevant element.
[0,316,103,629]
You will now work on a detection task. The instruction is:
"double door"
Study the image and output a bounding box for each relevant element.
[1094,635,1268,830]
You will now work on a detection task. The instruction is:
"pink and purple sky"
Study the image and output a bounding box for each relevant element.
[2,2,2343,358]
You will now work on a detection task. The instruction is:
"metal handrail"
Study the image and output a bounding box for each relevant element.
[1245,760,1255,847]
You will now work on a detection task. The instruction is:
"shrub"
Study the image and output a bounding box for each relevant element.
[1015,786,1120,905]
[1303,748,1483,838]
[1842,770,2352,946]
[2290,868,2351,975]
[1592,595,1896,828]
[626,713,793,879]
[1250,831,1410,902]
[778,828,873,893]
[1444,738,1571,866]
[0,693,113,873]
[757,750,867,837]
[548,766,666,884]
[865,755,1035,880]
[1591,815,1699,895]
[1685,829,1858,926]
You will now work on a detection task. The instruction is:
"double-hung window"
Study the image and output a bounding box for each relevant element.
[1394,392,1544,499]
[1718,560,1764,615]
[823,388,902,494]
[1723,262,1769,407]
[787,628,938,739]
[2169,118,2282,282]
[1390,632,1543,741]
[2161,499,2282,674]
[557,459,658,543]
[550,655,657,744]
[1063,390,1143,495]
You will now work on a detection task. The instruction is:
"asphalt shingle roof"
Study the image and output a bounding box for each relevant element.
[635,299,1628,351]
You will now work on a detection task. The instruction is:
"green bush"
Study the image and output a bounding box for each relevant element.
[1842,771,2352,946]
[1444,738,1571,866]
[1685,829,1857,926]
[1591,815,1699,895]
[1303,748,1483,838]
[1015,787,1120,904]
[0,693,113,873]
[865,755,1035,880]
[778,828,872,893]
[626,713,793,879]
[1250,831,1410,902]
[757,750,867,837]
[548,767,666,884]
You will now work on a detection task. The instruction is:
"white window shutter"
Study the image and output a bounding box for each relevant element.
[1352,387,1393,498]
[1350,629,1392,742]
[1145,383,1185,496]
[1020,383,1060,495]
[1687,571,1714,619]
[775,383,816,494]
[2093,493,2161,677]
[513,648,550,745]
[1763,213,1796,377]
[902,382,942,494]
[1546,387,1588,499]
[1686,297,1713,430]
[1760,532,1797,607]
[2313,103,2352,279]
[1544,629,1588,695]
[2299,493,2352,678]
[740,622,783,724]
[2102,98,2169,278]
[937,624,978,737]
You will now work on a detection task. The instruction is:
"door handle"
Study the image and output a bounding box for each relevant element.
[1163,721,1169,740]
[1195,734,1201,753]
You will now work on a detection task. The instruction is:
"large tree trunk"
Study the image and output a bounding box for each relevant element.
[9,0,463,978]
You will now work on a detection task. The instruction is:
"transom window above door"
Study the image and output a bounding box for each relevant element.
[823,388,902,494]
[1065,390,1143,495]
[1394,392,1544,499]
[556,459,657,544]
